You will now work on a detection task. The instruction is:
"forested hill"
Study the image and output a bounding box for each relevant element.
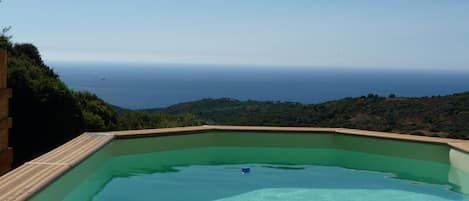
[158,93,469,139]
[1,37,203,166]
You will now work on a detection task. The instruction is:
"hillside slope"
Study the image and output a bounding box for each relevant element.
[2,36,204,165]
[160,93,469,138]
[4,42,86,165]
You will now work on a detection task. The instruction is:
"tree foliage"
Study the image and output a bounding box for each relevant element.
[5,39,204,165]
[6,40,85,165]
[159,94,469,139]
[116,111,205,130]
[73,91,118,131]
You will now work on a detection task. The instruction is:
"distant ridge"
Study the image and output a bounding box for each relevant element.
[138,92,469,139]
[110,104,132,114]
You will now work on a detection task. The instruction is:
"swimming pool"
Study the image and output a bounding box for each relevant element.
[23,128,469,201]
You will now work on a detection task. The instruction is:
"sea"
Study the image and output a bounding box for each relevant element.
[49,62,469,110]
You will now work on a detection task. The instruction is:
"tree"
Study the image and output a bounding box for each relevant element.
[7,40,86,166]
[73,91,118,131]
[0,27,12,49]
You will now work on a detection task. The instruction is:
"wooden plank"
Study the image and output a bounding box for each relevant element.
[0,117,12,129]
[334,128,461,145]
[0,133,113,201]
[0,50,6,88]
[0,129,8,150]
[31,133,113,166]
[0,117,12,150]
[0,148,12,175]
[0,163,69,201]
[107,125,213,137]
[0,88,11,98]
[449,141,469,154]
[0,88,12,98]
[0,90,11,119]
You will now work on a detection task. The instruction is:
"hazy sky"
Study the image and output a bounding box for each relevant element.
[1,0,469,69]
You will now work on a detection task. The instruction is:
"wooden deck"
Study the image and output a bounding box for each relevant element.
[0,133,112,201]
[0,126,468,201]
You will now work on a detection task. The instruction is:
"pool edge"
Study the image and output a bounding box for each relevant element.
[0,125,468,201]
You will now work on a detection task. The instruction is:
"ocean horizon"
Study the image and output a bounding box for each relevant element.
[49,62,469,110]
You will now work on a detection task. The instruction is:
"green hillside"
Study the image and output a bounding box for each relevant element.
[1,36,203,165]
[159,94,469,139]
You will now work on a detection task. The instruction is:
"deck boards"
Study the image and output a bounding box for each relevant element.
[0,164,69,201]
[30,134,112,166]
[0,133,112,201]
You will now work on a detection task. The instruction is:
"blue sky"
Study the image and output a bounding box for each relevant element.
[1,0,469,69]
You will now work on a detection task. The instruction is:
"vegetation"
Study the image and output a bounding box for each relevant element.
[2,35,468,166]
[1,38,203,165]
[3,38,85,165]
[73,91,118,131]
[116,111,204,130]
[158,94,469,139]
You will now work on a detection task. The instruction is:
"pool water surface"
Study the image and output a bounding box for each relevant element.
[29,132,469,201]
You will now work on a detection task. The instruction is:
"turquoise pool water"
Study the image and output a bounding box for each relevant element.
[30,132,469,201]
[94,163,464,201]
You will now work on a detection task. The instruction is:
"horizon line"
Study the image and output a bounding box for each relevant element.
[44,59,469,73]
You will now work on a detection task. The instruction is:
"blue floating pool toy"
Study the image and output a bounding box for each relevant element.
[242,167,250,174]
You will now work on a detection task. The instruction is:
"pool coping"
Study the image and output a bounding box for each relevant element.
[0,125,468,201]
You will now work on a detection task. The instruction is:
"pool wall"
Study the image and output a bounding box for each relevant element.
[0,125,468,201]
